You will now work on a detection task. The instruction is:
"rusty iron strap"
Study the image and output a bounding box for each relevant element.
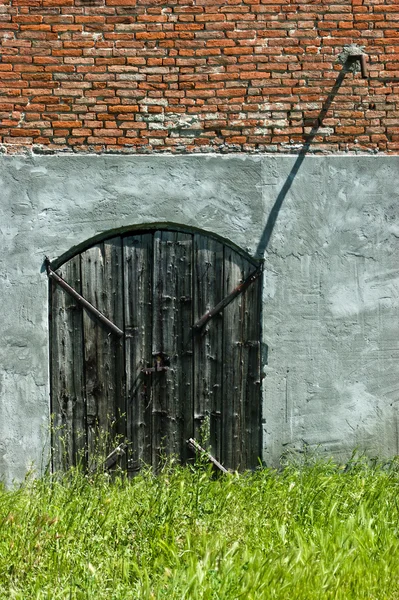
[348,53,368,79]
[45,257,124,338]
[347,54,399,81]
[193,263,263,331]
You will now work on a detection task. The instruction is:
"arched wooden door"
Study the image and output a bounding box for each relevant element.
[50,229,262,472]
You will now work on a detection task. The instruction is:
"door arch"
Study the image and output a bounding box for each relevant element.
[50,227,262,472]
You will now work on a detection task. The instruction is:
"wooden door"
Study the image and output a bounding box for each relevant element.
[50,229,262,472]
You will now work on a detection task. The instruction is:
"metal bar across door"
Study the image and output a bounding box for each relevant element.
[46,257,124,337]
[192,263,263,331]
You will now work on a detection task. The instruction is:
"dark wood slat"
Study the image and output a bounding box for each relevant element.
[242,275,262,468]
[193,235,223,460]
[222,249,253,470]
[104,238,126,468]
[81,239,124,468]
[176,232,193,464]
[124,234,153,472]
[152,231,193,469]
[51,256,85,470]
[152,231,172,470]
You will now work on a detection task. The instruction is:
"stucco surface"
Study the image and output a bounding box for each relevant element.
[0,155,398,484]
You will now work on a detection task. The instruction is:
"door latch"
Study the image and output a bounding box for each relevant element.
[141,352,170,374]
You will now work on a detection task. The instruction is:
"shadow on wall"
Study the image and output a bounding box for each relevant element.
[256,63,351,257]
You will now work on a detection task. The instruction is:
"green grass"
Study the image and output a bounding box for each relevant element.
[1,456,399,599]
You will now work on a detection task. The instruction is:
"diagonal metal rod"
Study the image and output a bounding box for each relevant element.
[193,263,263,331]
[45,257,124,338]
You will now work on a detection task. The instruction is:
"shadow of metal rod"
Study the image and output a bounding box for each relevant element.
[256,63,350,258]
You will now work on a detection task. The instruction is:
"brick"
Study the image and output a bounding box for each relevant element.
[87,135,116,143]
[109,104,139,113]
[52,120,82,127]
[10,128,40,136]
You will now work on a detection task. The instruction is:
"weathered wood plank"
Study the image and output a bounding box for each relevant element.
[81,238,124,468]
[124,234,153,472]
[152,231,172,470]
[222,249,253,470]
[176,232,193,464]
[193,235,223,459]
[104,238,125,468]
[152,231,193,469]
[51,256,85,470]
[242,274,262,468]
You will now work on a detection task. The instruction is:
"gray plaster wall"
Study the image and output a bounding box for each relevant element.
[0,154,398,485]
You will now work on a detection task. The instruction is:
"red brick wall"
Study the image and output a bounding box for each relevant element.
[0,0,398,154]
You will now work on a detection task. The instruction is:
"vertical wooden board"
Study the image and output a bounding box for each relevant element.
[124,234,153,472]
[241,274,262,469]
[152,231,174,469]
[50,256,85,470]
[222,250,253,470]
[176,232,193,463]
[104,237,125,466]
[81,238,124,466]
[81,243,104,462]
[152,231,193,469]
[193,235,224,459]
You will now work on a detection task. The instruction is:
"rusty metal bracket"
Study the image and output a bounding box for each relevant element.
[45,257,124,338]
[348,52,368,79]
[141,352,170,374]
[141,365,169,374]
[346,51,399,82]
[339,47,399,82]
[193,263,263,331]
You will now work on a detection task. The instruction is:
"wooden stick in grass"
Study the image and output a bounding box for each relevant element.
[187,438,228,473]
